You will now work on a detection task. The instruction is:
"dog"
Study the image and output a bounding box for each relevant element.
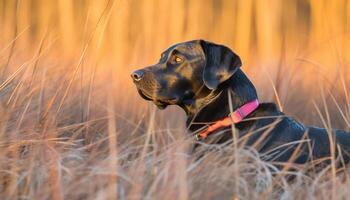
[131,40,350,167]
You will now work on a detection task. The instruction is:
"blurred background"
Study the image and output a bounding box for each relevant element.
[1,0,349,64]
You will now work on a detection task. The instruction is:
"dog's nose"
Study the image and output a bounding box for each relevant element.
[131,70,144,81]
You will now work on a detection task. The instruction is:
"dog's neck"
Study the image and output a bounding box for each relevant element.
[185,89,241,132]
[183,69,259,132]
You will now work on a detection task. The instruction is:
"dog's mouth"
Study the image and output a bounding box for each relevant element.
[137,89,178,109]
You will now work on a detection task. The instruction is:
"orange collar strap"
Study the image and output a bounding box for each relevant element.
[195,99,259,140]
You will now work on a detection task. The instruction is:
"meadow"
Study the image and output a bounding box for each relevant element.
[0,0,350,199]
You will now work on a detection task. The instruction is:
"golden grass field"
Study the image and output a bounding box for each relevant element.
[0,0,350,199]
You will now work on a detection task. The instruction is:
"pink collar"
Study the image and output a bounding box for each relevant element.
[195,99,259,140]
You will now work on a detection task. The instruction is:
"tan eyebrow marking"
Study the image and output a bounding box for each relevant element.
[175,57,202,72]
[190,57,203,63]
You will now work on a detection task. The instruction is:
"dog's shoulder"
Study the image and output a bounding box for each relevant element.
[236,102,286,131]
[253,102,305,131]
[254,102,281,116]
[244,102,306,139]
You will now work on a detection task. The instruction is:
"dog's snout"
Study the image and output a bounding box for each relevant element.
[131,70,144,81]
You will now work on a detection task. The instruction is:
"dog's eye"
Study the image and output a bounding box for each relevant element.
[174,56,183,64]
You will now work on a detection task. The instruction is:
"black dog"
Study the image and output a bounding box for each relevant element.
[131,40,350,166]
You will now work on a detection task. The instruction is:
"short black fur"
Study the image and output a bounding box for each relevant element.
[131,40,350,167]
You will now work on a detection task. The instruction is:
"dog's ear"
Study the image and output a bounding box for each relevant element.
[199,40,242,90]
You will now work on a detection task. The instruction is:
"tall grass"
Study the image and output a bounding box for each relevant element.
[0,0,349,199]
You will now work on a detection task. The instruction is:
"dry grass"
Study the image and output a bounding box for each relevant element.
[0,0,350,199]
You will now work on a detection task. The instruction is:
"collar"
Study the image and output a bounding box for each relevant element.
[195,99,259,140]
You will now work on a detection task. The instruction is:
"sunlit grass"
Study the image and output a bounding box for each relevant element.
[0,0,349,199]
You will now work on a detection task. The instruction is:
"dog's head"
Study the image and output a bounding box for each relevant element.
[131,40,243,109]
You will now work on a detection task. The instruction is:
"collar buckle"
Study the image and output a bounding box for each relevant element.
[192,99,259,141]
[195,134,201,141]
